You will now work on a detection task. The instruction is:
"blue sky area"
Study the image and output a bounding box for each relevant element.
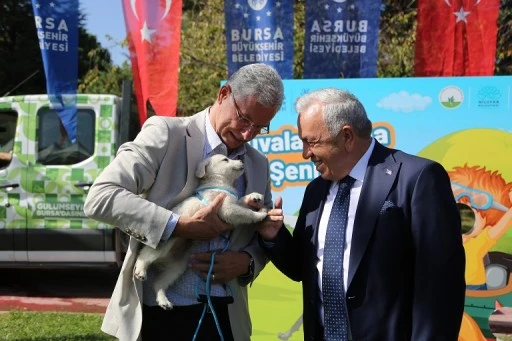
[80,0,128,66]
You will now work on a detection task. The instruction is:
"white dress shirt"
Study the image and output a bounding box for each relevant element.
[317,139,375,322]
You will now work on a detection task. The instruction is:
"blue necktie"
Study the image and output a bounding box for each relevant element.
[322,176,355,341]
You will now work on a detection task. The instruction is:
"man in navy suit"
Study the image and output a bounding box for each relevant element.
[259,88,466,340]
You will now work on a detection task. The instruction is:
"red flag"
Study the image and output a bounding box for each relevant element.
[122,0,182,124]
[414,0,500,76]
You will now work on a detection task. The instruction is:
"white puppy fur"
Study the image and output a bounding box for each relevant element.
[133,154,268,310]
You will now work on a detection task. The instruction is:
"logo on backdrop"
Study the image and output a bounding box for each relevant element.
[477,86,501,109]
[439,86,464,109]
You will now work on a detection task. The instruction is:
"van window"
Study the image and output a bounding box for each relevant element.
[0,111,17,169]
[37,108,95,165]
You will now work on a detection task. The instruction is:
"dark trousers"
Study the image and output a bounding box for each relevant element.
[141,303,234,341]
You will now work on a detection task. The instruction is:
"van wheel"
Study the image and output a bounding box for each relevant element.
[114,228,129,268]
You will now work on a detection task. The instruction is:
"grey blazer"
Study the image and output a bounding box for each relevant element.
[84,109,272,341]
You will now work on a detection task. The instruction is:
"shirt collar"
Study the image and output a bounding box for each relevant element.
[348,138,375,184]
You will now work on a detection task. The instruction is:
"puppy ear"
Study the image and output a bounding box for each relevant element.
[195,159,209,178]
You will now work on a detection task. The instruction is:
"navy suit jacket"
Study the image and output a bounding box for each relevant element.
[265,141,465,341]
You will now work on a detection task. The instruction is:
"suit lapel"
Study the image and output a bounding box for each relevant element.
[170,112,205,206]
[347,143,401,289]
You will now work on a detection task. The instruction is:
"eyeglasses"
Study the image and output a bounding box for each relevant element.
[301,138,334,148]
[231,92,269,135]
[451,182,508,212]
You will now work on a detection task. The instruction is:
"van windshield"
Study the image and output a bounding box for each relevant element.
[0,111,17,168]
[37,109,95,165]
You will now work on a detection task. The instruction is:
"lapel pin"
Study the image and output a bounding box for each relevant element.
[385,168,392,175]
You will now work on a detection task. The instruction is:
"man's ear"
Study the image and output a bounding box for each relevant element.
[217,85,231,104]
[195,159,209,178]
[341,125,356,150]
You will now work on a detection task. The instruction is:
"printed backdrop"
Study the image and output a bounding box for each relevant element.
[248,76,512,340]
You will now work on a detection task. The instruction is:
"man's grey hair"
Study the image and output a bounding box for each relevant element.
[295,88,373,138]
[226,63,284,113]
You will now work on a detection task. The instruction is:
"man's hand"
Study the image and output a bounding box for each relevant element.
[189,250,251,283]
[173,193,232,240]
[257,196,284,241]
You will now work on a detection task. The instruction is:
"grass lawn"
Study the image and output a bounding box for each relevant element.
[0,263,302,340]
[250,262,303,340]
[0,311,113,340]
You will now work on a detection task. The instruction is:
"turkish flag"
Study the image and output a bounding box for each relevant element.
[414,0,500,76]
[122,0,182,124]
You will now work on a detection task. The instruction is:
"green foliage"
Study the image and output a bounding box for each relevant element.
[0,0,46,96]
[79,58,132,96]
[377,1,417,77]
[0,0,114,96]
[0,0,510,120]
[0,311,114,340]
[179,0,227,115]
[293,1,305,79]
[495,0,512,75]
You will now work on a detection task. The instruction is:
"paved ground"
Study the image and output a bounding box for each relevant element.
[0,268,118,313]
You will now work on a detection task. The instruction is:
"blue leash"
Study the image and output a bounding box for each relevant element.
[192,186,237,341]
[192,236,233,341]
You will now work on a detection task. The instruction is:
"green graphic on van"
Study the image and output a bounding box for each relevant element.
[33,202,86,218]
[1,94,126,264]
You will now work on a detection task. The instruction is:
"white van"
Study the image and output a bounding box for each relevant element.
[0,92,132,268]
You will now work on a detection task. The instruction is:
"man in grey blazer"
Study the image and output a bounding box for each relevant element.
[84,63,284,341]
[259,88,466,340]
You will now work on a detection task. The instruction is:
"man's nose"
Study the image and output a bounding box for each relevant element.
[302,144,312,159]
[241,128,256,141]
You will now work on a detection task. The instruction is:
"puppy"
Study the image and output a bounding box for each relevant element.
[133,154,268,310]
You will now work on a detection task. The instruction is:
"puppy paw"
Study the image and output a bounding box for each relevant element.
[133,263,147,281]
[247,192,264,204]
[157,296,174,310]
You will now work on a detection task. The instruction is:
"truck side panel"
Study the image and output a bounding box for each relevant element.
[0,95,121,267]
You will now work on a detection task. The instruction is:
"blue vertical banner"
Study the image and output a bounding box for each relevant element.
[32,0,79,142]
[303,0,382,79]
[225,0,294,79]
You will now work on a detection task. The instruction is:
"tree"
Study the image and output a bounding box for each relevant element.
[178,0,226,115]
[175,0,510,116]
[0,0,113,96]
[377,0,417,77]
[0,0,45,96]
[495,0,512,75]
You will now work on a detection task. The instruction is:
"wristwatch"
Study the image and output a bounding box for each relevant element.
[241,251,254,278]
